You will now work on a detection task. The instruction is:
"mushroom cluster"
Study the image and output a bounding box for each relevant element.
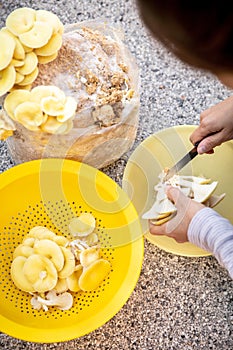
[11,214,111,312]
[0,7,63,96]
[4,85,77,134]
[142,172,225,225]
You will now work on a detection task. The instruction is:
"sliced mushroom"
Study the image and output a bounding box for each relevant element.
[142,172,224,224]
[205,193,226,208]
[142,198,177,220]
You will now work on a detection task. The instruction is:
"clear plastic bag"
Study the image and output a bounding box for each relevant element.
[5,20,140,168]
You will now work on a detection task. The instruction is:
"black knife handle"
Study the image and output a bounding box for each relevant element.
[189,147,198,160]
[194,132,217,149]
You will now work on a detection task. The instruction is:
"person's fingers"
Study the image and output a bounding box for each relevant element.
[166,186,186,206]
[149,220,167,235]
[190,125,211,146]
[197,132,223,154]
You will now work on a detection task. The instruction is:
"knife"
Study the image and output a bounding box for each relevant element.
[162,140,201,182]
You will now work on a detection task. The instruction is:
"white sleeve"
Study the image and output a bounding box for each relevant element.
[188,207,233,279]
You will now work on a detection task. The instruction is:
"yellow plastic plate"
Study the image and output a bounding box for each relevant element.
[0,159,143,343]
[123,125,233,257]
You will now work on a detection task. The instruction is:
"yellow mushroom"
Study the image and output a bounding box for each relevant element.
[4,89,31,120]
[40,116,69,134]
[0,27,25,61]
[35,32,62,56]
[19,21,53,49]
[79,259,111,291]
[14,101,44,127]
[17,66,38,86]
[36,10,64,35]
[34,239,64,272]
[16,51,38,75]
[13,244,34,259]
[66,266,83,292]
[79,247,99,268]
[6,7,36,36]
[40,96,65,116]
[0,65,16,97]
[58,246,75,279]
[11,256,35,293]
[37,52,58,64]
[0,31,15,70]
[69,213,96,237]
[23,254,58,293]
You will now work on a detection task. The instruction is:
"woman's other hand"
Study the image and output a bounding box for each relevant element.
[190,95,233,154]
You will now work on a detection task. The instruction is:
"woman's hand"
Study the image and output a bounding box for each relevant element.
[190,95,233,154]
[149,186,204,242]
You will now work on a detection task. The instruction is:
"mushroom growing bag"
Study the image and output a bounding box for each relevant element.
[5,20,140,168]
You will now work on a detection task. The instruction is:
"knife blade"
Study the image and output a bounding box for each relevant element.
[163,132,217,182]
[163,141,201,182]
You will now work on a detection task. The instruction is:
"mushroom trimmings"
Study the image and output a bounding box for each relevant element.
[142,171,225,226]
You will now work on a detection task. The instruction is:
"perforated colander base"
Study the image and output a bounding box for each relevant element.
[0,159,143,342]
[1,199,114,324]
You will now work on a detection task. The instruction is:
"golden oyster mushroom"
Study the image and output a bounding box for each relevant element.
[14,101,44,129]
[11,256,35,293]
[15,72,25,84]
[34,238,64,272]
[79,259,111,292]
[11,59,24,67]
[28,226,57,240]
[10,83,32,92]
[35,32,62,56]
[0,27,25,61]
[58,246,76,279]
[69,213,96,237]
[54,277,69,294]
[13,244,34,259]
[18,66,38,86]
[53,235,69,246]
[40,116,69,134]
[79,247,99,268]
[19,21,53,49]
[4,89,31,120]
[30,85,66,104]
[37,52,58,64]
[0,31,15,70]
[16,51,38,75]
[40,96,65,116]
[0,65,16,97]
[57,96,78,122]
[66,266,83,292]
[23,254,58,293]
[6,7,36,36]
[22,236,36,247]
[22,44,33,53]
[36,9,64,35]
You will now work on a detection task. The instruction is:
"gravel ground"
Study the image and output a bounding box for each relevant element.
[0,0,233,349]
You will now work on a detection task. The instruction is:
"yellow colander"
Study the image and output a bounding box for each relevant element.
[0,158,143,343]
